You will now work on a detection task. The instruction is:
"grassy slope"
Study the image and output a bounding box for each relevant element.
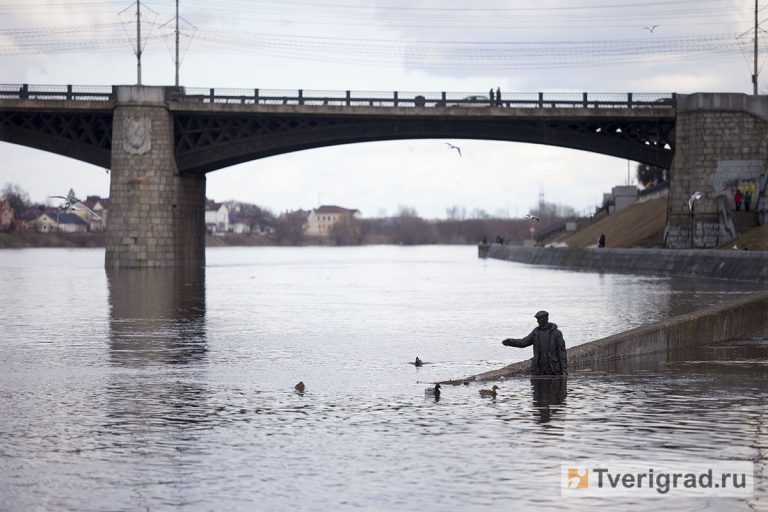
[717,224,768,251]
[548,197,668,248]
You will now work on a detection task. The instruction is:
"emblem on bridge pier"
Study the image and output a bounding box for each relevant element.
[124,116,152,156]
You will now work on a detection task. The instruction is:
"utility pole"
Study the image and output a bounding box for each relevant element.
[175,0,180,86]
[136,0,143,85]
[754,0,759,95]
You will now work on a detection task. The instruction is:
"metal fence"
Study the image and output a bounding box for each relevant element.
[174,88,675,108]
[0,84,114,101]
[0,84,676,109]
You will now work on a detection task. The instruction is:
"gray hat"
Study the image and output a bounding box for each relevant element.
[534,310,549,318]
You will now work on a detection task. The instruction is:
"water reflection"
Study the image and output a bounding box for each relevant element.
[107,267,207,367]
[106,267,211,431]
[530,377,567,424]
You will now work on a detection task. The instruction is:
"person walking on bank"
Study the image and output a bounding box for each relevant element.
[744,190,752,212]
[598,233,606,248]
[502,311,567,375]
[735,188,743,211]
[496,86,502,106]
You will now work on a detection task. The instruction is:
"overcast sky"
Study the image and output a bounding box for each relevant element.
[0,0,759,218]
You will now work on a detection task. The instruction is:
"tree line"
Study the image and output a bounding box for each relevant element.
[2,182,582,245]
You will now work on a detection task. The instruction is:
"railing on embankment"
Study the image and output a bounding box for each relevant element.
[443,290,768,383]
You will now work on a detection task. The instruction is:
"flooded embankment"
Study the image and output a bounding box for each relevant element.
[448,290,768,383]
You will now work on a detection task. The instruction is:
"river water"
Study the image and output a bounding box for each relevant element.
[1,245,766,511]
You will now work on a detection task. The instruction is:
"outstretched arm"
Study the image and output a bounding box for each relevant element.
[502,332,534,348]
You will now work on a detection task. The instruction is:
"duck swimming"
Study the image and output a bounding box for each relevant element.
[294,381,305,393]
[425,383,441,399]
[479,385,499,398]
[414,357,423,367]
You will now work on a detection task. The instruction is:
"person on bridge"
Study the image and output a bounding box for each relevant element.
[502,311,567,375]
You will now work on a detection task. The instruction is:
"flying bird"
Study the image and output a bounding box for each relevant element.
[688,191,702,212]
[444,142,462,157]
[525,214,540,222]
[50,194,101,219]
[643,25,660,33]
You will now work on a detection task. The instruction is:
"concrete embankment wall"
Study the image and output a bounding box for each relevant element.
[449,290,768,383]
[481,245,768,283]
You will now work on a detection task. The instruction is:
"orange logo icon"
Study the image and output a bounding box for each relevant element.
[568,468,589,489]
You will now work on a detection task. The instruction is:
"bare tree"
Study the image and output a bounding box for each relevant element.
[272,210,307,245]
[329,216,368,245]
[396,205,419,218]
[1,183,30,216]
[445,205,467,220]
[636,163,668,187]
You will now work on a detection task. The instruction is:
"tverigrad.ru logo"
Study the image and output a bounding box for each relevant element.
[561,461,753,497]
[567,467,589,489]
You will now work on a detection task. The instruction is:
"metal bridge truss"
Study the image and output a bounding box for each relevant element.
[173,113,675,174]
[0,110,112,168]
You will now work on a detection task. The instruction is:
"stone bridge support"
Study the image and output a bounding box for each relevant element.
[667,94,768,248]
[106,86,205,268]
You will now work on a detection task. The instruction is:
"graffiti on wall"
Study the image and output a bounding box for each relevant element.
[712,160,765,209]
[720,177,759,195]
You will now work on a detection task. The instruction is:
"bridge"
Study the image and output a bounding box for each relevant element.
[1,84,765,268]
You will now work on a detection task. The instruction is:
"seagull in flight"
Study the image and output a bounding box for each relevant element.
[50,193,101,219]
[688,191,702,212]
[444,142,462,157]
[643,25,660,33]
[525,214,540,222]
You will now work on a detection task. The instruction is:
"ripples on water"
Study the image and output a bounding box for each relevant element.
[0,246,766,511]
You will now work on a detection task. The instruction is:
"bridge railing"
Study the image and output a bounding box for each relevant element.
[174,88,676,109]
[0,84,114,101]
[0,84,676,109]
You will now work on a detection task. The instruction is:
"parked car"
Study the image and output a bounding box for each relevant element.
[438,95,491,107]
[448,94,491,107]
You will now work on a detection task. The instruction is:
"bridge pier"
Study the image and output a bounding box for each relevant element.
[666,94,768,249]
[106,86,206,269]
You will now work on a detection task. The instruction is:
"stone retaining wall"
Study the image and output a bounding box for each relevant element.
[482,245,768,283]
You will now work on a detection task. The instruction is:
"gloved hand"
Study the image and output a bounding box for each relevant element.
[502,338,512,346]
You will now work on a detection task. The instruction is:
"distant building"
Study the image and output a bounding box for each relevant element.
[305,205,361,236]
[79,196,109,232]
[205,200,229,234]
[0,201,14,231]
[229,213,251,234]
[15,208,44,232]
[35,211,88,233]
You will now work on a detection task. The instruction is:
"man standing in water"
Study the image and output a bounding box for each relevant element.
[502,311,567,375]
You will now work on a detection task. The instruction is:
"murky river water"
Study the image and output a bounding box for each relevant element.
[1,245,766,511]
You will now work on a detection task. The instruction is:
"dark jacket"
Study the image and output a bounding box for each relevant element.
[503,322,567,375]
